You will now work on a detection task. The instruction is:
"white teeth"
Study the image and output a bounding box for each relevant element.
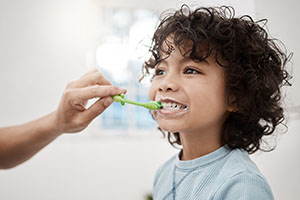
[161,102,186,110]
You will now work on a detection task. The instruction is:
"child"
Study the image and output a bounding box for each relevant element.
[142,5,291,200]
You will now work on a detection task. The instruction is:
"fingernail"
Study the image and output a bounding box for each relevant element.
[104,97,113,107]
[118,88,127,93]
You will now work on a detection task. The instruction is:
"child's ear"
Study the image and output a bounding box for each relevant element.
[228,106,238,112]
[227,96,238,112]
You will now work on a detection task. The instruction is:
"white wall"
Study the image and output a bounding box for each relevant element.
[252,1,300,199]
[0,0,299,199]
[0,0,101,126]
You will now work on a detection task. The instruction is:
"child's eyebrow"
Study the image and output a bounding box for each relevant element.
[182,57,210,67]
[158,57,210,68]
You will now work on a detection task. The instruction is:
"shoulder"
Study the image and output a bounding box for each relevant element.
[223,148,262,175]
[153,154,177,187]
[213,171,274,200]
[212,148,274,200]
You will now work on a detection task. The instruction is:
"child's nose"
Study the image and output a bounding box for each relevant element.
[158,77,179,92]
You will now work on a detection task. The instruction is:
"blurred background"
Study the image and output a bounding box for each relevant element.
[0,0,299,199]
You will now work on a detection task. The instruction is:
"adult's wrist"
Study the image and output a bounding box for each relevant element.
[42,111,63,138]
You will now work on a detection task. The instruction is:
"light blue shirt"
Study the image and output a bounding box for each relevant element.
[153,146,274,200]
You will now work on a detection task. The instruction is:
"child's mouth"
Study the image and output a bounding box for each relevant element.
[155,97,189,117]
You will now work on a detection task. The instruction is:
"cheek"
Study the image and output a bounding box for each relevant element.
[190,84,228,115]
[149,84,156,100]
[211,83,228,110]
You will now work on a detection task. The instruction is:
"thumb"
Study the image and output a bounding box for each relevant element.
[82,96,113,122]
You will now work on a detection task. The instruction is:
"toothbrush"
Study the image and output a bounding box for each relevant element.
[112,94,162,110]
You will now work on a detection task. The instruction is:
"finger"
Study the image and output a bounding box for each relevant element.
[80,68,99,78]
[69,85,127,101]
[81,96,113,122]
[70,71,112,89]
[80,71,111,85]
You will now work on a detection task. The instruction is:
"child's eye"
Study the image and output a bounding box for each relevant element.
[155,69,165,76]
[184,68,200,74]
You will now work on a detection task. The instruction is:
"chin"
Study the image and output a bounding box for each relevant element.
[157,121,182,133]
[153,112,185,132]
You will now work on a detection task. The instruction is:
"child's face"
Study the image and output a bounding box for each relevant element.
[149,45,232,135]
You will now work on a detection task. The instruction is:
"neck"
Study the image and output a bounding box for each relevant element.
[179,130,222,161]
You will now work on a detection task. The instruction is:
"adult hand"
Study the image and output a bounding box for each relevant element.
[0,69,125,169]
[54,69,126,134]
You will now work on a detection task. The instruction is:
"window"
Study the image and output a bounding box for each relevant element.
[95,7,159,134]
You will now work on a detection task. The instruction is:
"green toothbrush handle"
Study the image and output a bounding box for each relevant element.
[122,98,145,107]
[112,94,162,110]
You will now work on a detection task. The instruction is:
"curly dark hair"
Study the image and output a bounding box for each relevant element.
[141,5,292,154]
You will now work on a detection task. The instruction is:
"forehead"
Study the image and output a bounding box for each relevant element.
[159,36,217,65]
[160,35,212,60]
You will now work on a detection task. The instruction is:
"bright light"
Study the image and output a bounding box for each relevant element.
[96,9,158,84]
[96,41,133,83]
[129,18,157,59]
